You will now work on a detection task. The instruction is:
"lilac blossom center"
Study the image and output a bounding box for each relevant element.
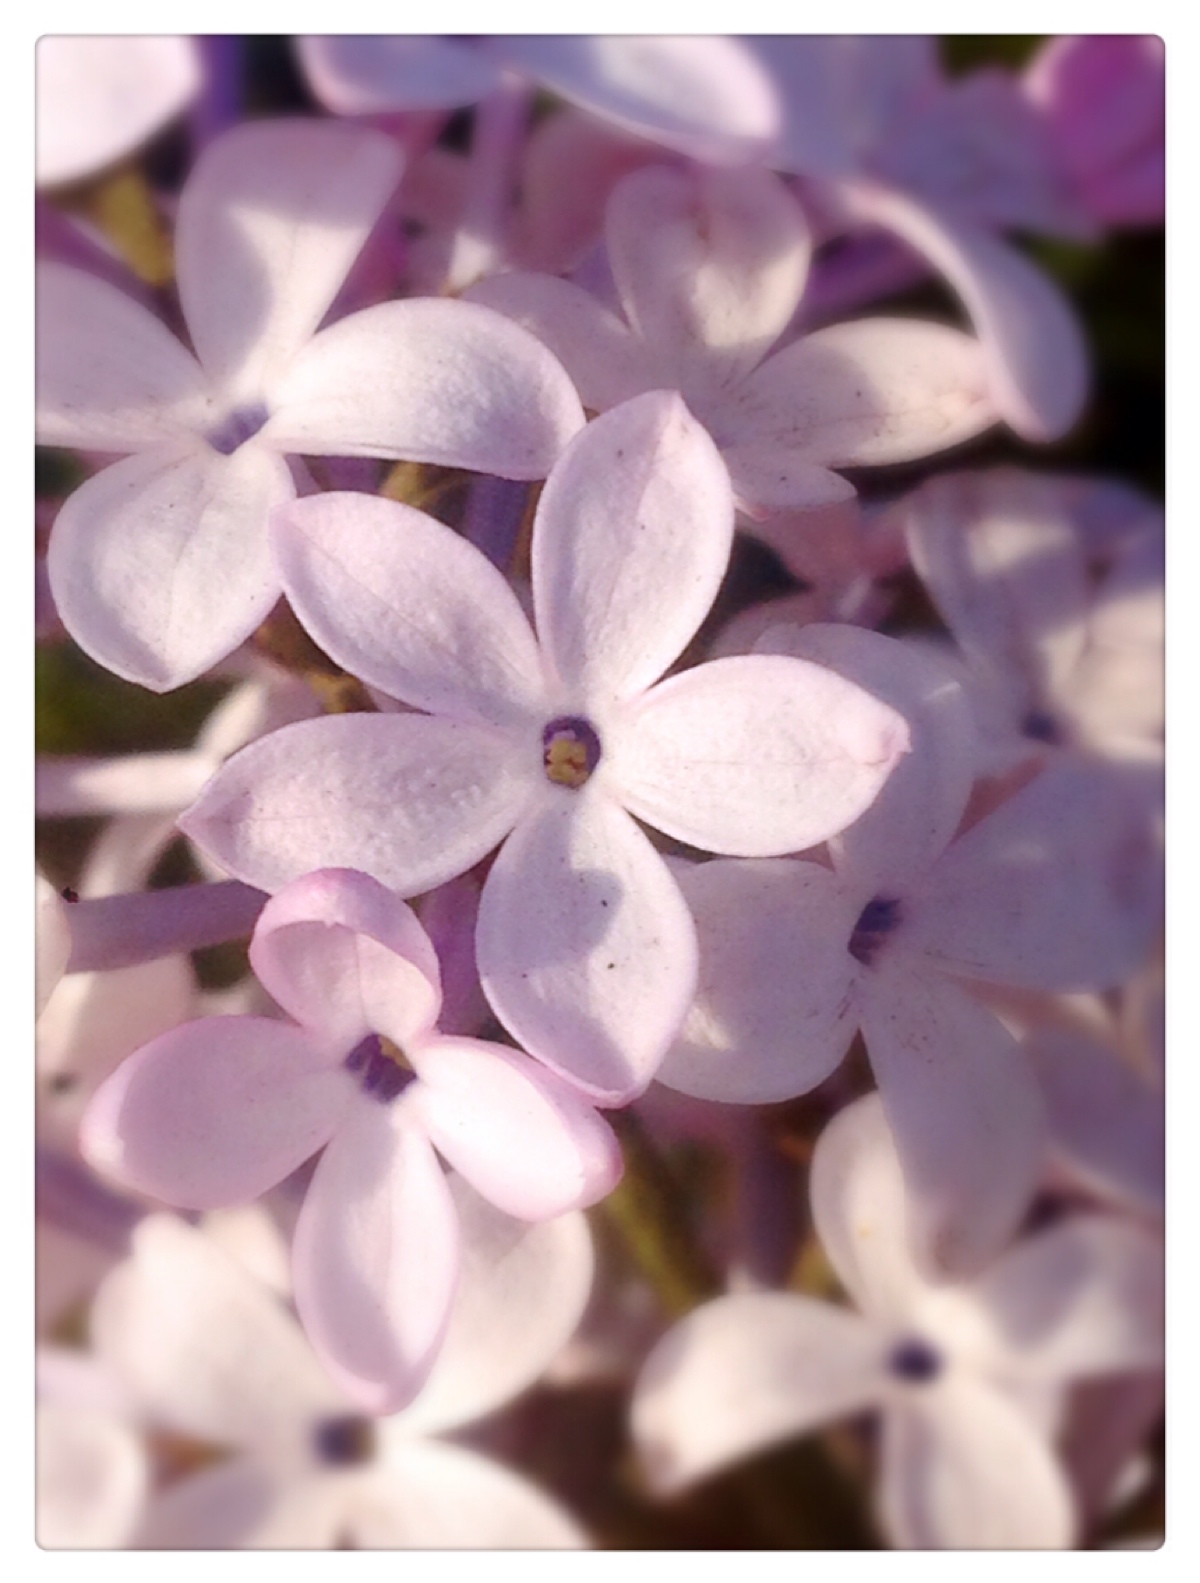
[542,715,602,790]
[1021,708,1064,745]
[344,1032,415,1104]
[312,1413,378,1466]
[887,1336,943,1384]
[205,402,269,456]
[848,896,903,967]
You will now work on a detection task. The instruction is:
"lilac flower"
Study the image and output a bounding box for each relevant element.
[37,1349,148,1549]
[182,393,909,1102]
[37,118,585,691]
[632,1094,1164,1549]
[470,164,997,517]
[89,1205,593,1547]
[81,868,620,1412]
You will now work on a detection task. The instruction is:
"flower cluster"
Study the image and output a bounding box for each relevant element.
[36,33,1164,1551]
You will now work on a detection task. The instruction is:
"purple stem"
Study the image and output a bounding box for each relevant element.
[65,881,267,974]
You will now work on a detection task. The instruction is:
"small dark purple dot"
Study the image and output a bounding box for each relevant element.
[1022,709,1063,745]
[888,1337,943,1383]
[848,896,903,967]
[344,1034,415,1105]
[206,402,269,456]
[312,1414,377,1466]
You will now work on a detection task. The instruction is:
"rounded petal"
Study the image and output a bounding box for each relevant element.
[175,119,403,399]
[179,713,536,897]
[880,1378,1076,1548]
[724,317,996,466]
[346,1441,586,1548]
[398,1183,594,1437]
[264,298,585,479]
[860,963,1047,1279]
[632,1293,886,1494]
[79,1016,348,1209]
[759,624,977,890]
[723,442,857,514]
[532,391,734,707]
[477,793,699,1105]
[292,1104,460,1414]
[249,869,442,1052]
[36,1405,147,1549]
[657,858,859,1104]
[90,1214,343,1449]
[412,1037,621,1218]
[36,263,210,451]
[137,1461,343,1550]
[297,34,500,112]
[47,443,292,692]
[499,36,781,166]
[274,490,545,729]
[608,653,910,857]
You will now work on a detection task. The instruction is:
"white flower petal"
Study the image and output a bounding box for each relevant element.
[36,1404,147,1550]
[297,34,500,113]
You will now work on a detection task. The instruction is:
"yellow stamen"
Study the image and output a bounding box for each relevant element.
[545,732,591,789]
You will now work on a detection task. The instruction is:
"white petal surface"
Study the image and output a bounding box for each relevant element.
[249,869,442,1052]
[137,1461,343,1550]
[36,1405,147,1549]
[265,298,585,479]
[723,442,858,514]
[861,963,1047,1278]
[532,391,733,707]
[293,1104,460,1414]
[47,442,292,692]
[633,1293,885,1493]
[414,1038,621,1218]
[37,263,210,450]
[274,490,546,728]
[477,792,699,1104]
[657,859,860,1103]
[723,318,995,466]
[176,119,403,399]
[609,654,910,857]
[80,1017,348,1208]
[297,34,500,112]
[180,713,536,897]
[399,1185,593,1438]
[880,1378,1076,1548]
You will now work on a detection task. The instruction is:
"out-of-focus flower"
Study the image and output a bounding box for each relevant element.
[37,118,584,691]
[37,1348,149,1549]
[632,1094,1164,1548]
[82,868,620,1411]
[181,393,909,1103]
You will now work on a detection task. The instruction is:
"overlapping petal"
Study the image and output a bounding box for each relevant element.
[36,1405,148,1550]
[297,35,501,113]
[137,1461,342,1550]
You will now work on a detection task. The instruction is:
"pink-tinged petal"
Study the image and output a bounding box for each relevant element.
[412,1037,621,1219]
[176,120,402,400]
[36,873,72,1017]
[36,1405,147,1549]
[760,625,976,891]
[609,653,910,857]
[264,298,585,479]
[79,1017,348,1208]
[297,34,500,112]
[724,442,857,515]
[657,859,859,1104]
[399,1183,593,1437]
[466,271,653,412]
[36,264,210,451]
[249,869,442,1052]
[633,1293,886,1494]
[909,762,1161,992]
[809,1092,932,1326]
[180,713,536,897]
[91,1214,343,1450]
[880,1378,1076,1548]
[533,391,733,706]
[292,1104,459,1414]
[47,443,292,692]
[137,1461,343,1550]
[1029,1027,1164,1218]
[860,963,1047,1278]
[36,35,202,187]
[723,317,995,467]
[839,179,1088,442]
[348,1441,587,1549]
[499,36,781,166]
[37,751,217,818]
[477,793,698,1105]
[969,1215,1164,1380]
[419,875,489,1038]
[273,491,545,729]
[606,165,810,400]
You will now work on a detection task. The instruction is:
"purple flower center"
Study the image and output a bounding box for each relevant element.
[206,402,269,456]
[887,1336,943,1384]
[848,895,903,967]
[312,1414,378,1466]
[542,715,602,789]
[1022,708,1063,745]
[344,1033,415,1104]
